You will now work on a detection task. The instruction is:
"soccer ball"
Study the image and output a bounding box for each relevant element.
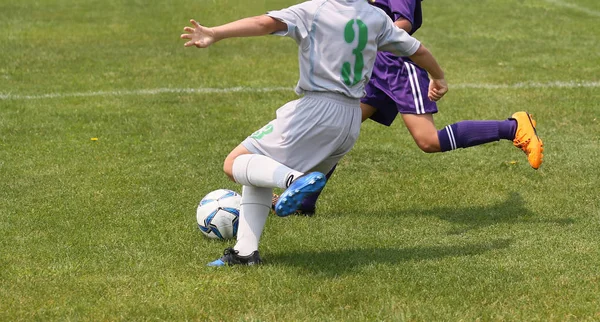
[196,189,241,240]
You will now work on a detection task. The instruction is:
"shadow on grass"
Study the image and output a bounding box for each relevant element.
[398,192,575,234]
[269,239,512,275]
[266,193,574,274]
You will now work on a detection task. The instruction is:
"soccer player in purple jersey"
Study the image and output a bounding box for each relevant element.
[276,0,544,216]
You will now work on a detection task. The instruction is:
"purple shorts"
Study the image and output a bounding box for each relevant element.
[361,58,438,126]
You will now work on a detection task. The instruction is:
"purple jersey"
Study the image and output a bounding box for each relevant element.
[363,0,437,126]
[370,0,423,84]
[370,0,422,35]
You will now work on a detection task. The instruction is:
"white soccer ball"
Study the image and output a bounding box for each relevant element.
[196,189,241,240]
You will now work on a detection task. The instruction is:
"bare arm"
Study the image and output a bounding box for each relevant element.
[394,18,413,33]
[409,44,444,79]
[408,44,448,101]
[393,17,447,101]
[181,15,287,48]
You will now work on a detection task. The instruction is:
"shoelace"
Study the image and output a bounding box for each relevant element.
[515,137,531,150]
[514,125,532,150]
[223,247,238,256]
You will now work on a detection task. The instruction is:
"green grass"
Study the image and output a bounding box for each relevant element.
[1,0,599,320]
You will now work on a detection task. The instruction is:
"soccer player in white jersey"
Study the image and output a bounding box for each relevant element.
[181,0,448,266]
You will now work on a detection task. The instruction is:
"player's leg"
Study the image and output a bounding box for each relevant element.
[414,115,516,153]
[224,96,335,220]
[272,164,337,216]
[399,61,543,168]
[223,144,251,182]
[273,93,361,217]
[397,60,507,153]
[279,87,395,216]
[214,146,317,266]
[402,111,543,168]
[212,144,298,266]
[208,185,270,266]
[224,143,303,189]
[295,164,337,215]
[401,113,441,152]
[212,95,362,265]
[273,171,327,217]
[294,99,382,213]
[402,112,519,154]
[213,122,309,266]
[392,60,444,152]
[227,145,329,216]
[361,102,378,122]
[225,98,325,189]
[234,185,271,256]
[299,98,377,212]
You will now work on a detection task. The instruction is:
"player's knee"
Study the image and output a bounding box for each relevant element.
[222,156,236,182]
[414,136,441,153]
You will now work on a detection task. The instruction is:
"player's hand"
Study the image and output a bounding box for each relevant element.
[181,19,216,48]
[428,78,448,101]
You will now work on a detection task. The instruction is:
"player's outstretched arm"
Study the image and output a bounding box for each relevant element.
[408,44,448,101]
[181,16,287,48]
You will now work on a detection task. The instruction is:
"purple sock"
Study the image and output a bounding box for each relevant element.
[300,165,337,210]
[438,120,517,152]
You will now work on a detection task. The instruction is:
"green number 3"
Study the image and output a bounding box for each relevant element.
[341,19,368,86]
[250,123,274,140]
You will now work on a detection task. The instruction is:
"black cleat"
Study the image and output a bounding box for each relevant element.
[207,248,262,267]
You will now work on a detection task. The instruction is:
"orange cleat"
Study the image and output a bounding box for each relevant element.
[511,112,544,169]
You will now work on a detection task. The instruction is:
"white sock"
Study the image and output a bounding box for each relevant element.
[232,154,302,189]
[233,185,272,256]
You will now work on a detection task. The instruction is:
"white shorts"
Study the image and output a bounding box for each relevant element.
[242,91,362,174]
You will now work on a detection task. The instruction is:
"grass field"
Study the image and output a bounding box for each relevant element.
[1,0,599,320]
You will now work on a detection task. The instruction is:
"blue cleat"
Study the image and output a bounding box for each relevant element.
[271,193,316,217]
[274,172,326,217]
[207,248,262,267]
[207,258,226,267]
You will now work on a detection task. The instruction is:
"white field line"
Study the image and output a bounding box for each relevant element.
[453,81,600,89]
[0,87,291,101]
[1,81,599,101]
[542,0,600,17]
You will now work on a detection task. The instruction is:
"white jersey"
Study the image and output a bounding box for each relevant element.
[267,0,421,98]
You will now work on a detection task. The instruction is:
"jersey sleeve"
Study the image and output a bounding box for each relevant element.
[388,0,416,25]
[377,16,421,57]
[266,3,310,43]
